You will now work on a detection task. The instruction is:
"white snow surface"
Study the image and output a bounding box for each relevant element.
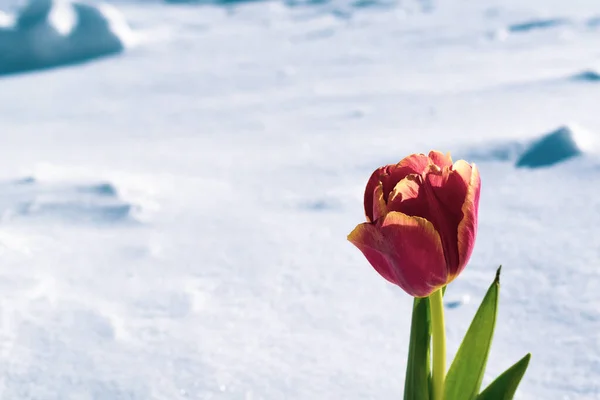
[0,0,599,398]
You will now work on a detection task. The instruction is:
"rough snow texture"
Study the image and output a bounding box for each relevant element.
[0,0,599,399]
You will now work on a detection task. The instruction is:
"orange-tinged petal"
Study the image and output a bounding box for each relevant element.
[380,154,430,202]
[364,166,387,222]
[348,212,449,297]
[428,151,453,169]
[389,174,420,204]
[363,154,430,221]
[451,159,473,188]
[364,167,384,222]
[372,182,388,221]
[397,153,431,174]
[347,222,398,285]
[454,163,481,280]
[387,174,429,218]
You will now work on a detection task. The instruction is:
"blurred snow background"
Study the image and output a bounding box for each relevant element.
[0,0,133,75]
[0,0,599,398]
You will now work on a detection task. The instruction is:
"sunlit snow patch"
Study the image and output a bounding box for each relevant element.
[515,125,591,168]
[0,10,14,28]
[0,0,134,76]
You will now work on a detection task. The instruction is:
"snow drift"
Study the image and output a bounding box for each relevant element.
[516,125,587,168]
[0,0,133,76]
[463,125,594,168]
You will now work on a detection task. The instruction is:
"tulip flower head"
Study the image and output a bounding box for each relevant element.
[348,151,481,297]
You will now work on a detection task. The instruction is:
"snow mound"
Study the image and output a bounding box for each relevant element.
[571,69,600,82]
[507,18,569,34]
[463,125,594,168]
[516,125,586,168]
[0,177,141,224]
[0,0,133,76]
[586,16,600,28]
[163,0,399,12]
[164,0,264,4]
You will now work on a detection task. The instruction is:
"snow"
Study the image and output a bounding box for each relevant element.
[465,124,594,168]
[0,0,599,399]
[515,125,587,168]
[0,0,133,76]
[572,69,600,82]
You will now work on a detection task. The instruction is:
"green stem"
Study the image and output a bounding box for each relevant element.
[430,288,447,400]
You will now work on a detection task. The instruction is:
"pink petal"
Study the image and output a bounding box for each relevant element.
[372,182,388,221]
[398,153,431,174]
[387,174,429,217]
[348,212,449,297]
[423,163,471,272]
[379,212,449,297]
[347,222,399,285]
[363,166,388,222]
[363,154,429,221]
[428,151,453,168]
[380,154,430,201]
[454,163,481,279]
[451,159,474,188]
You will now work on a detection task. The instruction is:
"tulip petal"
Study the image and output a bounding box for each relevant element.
[379,212,449,297]
[348,222,399,285]
[455,163,481,278]
[387,174,429,218]
[426,165,467,219]
[364,167,387,222]
[451,159,474,188]
[372,182,388,221]
[422,162,472,270]
[348,214,448,297]
[389,174,420,204]
[380,154,430,202]
[398,153,431,173]
[363,154,429,221]
[428,151,453,169]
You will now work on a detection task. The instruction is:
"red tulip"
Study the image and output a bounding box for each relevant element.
[348,151,481,297]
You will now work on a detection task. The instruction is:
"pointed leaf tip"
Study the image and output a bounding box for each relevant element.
[495,266,502,285]
[477,353,531,400]
[444,271,500,400]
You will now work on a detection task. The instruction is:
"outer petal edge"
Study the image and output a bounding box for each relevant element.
[453,163,481,280]
[348,222,398,285]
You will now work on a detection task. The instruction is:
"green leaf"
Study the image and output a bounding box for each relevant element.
[444,267,501,400]
[403,297,432,400]
[477,353,531,400]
